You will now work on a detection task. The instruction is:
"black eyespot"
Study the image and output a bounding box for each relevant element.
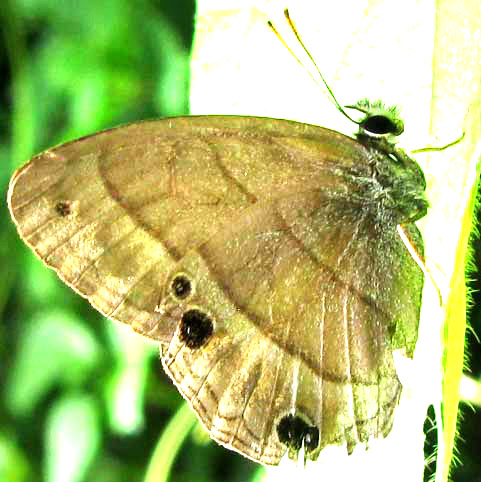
[277,414,319,453]
[171,274,192,300]
[55,201,71,217]
[361,114,403,136]
[180,309,213,349]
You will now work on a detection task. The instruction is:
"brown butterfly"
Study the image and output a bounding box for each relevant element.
[8,99,426,464]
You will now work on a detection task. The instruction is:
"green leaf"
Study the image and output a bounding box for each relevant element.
[6,309,101,417]
[103,322,156,435]
[44,394,101,482]
[0,431,31,482]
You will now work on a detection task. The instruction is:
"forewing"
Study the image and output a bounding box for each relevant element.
[8,116,368,342]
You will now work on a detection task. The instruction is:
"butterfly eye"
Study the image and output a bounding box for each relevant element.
[345,100,405,138]
[276,413,319,454]
[180,309,214,349]
[170,273,193,300]
[360,114,404,136]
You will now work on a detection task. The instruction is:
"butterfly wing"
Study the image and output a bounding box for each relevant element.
[8,116,424,464]
[8,116,373,341]
[160,186,423,464]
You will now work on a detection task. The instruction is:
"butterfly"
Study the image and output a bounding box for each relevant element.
[8,95,427,464]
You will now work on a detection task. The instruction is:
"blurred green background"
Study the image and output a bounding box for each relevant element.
[0,1,479,482]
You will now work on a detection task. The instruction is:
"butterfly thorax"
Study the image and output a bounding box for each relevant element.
[354,135,429,226]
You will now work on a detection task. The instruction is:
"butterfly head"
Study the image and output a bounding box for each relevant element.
[345,99,404,139]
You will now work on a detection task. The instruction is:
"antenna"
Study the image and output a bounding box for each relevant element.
[267,9,359,125]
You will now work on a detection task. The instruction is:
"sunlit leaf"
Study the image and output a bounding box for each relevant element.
[44,394,101,482]
[6,310,101,416]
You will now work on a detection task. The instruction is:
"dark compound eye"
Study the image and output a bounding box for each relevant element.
[277,414,319,453]
[180,309,213,349]
[171,274,192,300]
[55,201,72,217]
[361,114,403,136]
